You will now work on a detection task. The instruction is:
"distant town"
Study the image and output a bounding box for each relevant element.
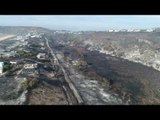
[106,29,154,32]
[51,28,159,34]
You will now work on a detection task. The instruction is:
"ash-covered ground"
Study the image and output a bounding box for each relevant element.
[1,27,160,105]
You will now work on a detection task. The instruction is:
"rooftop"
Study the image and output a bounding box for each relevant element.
[24,64,37,69]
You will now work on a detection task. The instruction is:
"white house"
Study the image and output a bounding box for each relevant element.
[134,29,141,32]
[120,29,127,32]
[10,61,17,64]
[127,29,134,32]
[146,29,153,32]
[22,63,38,74]
[108,30,114,32]
[114,30,120,32]
[24,63,37,69]
[0,62,4,74]
[37,53,46,60]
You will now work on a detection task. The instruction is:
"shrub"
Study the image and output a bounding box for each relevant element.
[16,50,38,58]
[20,79,37,91]
[3,62,12,72]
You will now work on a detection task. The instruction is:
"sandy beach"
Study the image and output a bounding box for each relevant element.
[0,35,15,41]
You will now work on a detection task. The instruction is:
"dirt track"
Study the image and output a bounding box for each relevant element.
[46,37,84,105]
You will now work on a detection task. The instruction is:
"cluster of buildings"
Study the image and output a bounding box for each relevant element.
[16,32,43,41]
[53,30,82,35]
[0,51,47,75]
[26,33,42,38]
[0,31,47,77]
[106,29,154,32]
[21,53,47,75]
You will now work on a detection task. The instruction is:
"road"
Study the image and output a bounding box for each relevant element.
[45,37,84,105]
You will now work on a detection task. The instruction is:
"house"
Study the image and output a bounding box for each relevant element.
[40,42,44,46]
[120,29,127,32]
[40,47,45,50]
[114,30,120,32]
[10,61,17,64]
[37,53,46,60]
[108,30,114,32]
[0,62,4,74]
[16,36,23,40]
[24,63,37,69]
[146,29,153,32]
[127,29,134,32]
[22,63,38,74]
[134,29,141,32]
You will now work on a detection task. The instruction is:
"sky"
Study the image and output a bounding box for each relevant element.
[0,15,160,31]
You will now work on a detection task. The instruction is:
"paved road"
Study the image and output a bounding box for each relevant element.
[45,37,84,105]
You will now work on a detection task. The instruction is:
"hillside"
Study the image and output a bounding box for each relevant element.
[49,31,160,104]
[0,26,160,104]
[0,26,53,35]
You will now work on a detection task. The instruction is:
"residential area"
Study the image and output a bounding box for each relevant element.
[0,31,69,105]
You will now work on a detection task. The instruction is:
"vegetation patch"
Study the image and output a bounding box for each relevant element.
[16,50,38,58]
[3,61,12,72]
[4,63,23,77]
[20,79,38,91]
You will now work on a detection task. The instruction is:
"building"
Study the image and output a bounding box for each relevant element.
[134,29,141,32]
[10,61,17,64]
[37,53,46,60]
[146,29,153,32]
[24,63,37,69]
[16,36,23,40]
[40,42,44,46]
[114,30,120,32]
[120,29,127,32]
[40,47,45,50]
[0,62,4,74]
[127,29,134,32]
[108,30,114,32]
[22,63,38,74]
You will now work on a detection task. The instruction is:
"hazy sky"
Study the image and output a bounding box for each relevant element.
[0,15,160,31]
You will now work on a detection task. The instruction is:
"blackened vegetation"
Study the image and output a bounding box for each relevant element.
[56,45,160,104]
[80,51,145,104]
[39,74,62,87]
[0,77,19,100]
